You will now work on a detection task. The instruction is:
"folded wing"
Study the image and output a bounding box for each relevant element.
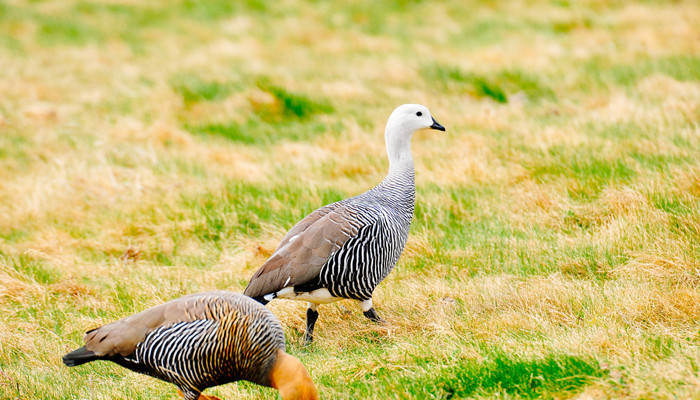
[82,292,237,357]
[244,199,376,299]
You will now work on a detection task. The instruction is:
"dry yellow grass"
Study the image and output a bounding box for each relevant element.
[1,0,699,399]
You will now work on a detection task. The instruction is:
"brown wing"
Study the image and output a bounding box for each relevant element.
[83,291,235,357]
[244,199,369,298]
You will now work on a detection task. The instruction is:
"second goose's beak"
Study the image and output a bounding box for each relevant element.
[430,117,446,132]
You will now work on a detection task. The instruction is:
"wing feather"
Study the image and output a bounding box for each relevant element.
[244,200,377,298]
[83,292,237,357]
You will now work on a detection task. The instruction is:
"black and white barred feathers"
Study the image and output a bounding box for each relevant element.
[318,170,415,301]
[63,291,295,400]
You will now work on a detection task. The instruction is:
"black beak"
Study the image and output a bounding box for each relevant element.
[430,117,446,132]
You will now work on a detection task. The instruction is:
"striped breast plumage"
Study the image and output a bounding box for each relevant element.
[318,199,412,300]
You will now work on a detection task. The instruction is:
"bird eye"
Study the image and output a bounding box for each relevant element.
[416,111,422,116]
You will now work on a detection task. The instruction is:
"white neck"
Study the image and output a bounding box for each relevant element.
[385,121,415,177]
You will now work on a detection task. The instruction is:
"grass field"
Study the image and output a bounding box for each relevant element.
[1,0,699,398]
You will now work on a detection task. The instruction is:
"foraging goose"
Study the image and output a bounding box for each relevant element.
[63,291,318,400]
[244,104,445,342]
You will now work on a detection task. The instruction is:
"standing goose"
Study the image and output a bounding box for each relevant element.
[244,104,445,342]
[63,291,318,400]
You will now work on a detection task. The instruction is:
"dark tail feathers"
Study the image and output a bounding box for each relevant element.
[63,346,98,367]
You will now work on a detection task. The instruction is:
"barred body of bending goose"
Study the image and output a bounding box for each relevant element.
[62,291,318,400]
[244,104,445,342]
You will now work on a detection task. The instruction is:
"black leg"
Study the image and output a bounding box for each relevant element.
[304,307,319,343]
[363,307,386,324]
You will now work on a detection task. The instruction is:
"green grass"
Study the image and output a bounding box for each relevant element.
[1,0,700,399]
[171,75,238,104]
[186,120,334,145]
[255,81,335,121]
[315,351,606,399]
[382,353,606,399]
[183,82,334,144]
[184,180,347,239]
[8,254,63,285]
[424,64,556,103]
[586,55,700,88]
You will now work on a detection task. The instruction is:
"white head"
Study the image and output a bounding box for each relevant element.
[385,104,445,137]
[384,104,445,170]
